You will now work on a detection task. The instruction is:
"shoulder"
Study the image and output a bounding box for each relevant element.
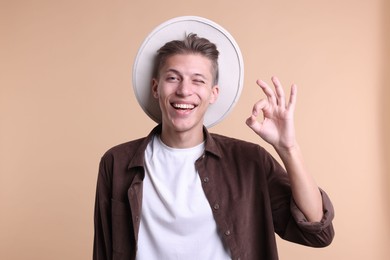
[103,137,145,157]
[209,133,270,161]
[101,125,161,162]
[210,133,264,151]
[95,137,150,184]
[98,136,149,170]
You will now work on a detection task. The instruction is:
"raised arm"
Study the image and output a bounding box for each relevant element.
[246,76,323,222]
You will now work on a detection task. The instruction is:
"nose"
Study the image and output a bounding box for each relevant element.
[176,79,192,96]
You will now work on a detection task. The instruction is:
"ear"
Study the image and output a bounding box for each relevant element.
[209,85,219,104]
[152,78,159,99]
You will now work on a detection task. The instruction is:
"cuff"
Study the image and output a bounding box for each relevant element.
[290,188,335,233]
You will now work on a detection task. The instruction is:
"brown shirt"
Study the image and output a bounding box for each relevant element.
[93,125,335,260]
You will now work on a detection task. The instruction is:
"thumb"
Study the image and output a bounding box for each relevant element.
[246,115,262,133]
[246,115,256,127]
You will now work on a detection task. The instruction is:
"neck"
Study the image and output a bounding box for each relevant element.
[160,125,205,148]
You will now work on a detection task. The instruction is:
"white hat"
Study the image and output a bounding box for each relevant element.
[132,16,244,128]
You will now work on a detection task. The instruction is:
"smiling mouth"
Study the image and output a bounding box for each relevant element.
[172,103,196,110]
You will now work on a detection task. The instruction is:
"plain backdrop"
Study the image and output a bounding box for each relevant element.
[1,0,389,259]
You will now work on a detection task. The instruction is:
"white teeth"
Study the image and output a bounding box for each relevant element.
[172,103,195,109]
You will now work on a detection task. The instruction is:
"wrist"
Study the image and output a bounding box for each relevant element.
[274,141,300,156]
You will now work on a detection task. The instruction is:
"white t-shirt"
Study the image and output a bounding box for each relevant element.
[136,135,231,260]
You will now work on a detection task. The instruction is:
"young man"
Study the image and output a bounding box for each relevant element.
[93,33,334,260]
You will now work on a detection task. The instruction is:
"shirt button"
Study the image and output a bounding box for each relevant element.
[203,177,209,183]
[213,203,220,210]
[225,230,231,236]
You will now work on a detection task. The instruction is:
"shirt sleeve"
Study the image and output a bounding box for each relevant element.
[278,188,335,247]
[290,188,335,234]
[93,154,113,260]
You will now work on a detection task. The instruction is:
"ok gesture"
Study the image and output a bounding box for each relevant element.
[246,76,297,152]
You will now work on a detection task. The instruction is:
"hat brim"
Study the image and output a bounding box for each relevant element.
[132,16,244,128]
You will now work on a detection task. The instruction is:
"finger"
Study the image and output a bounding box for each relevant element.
[287,83,297,111]
[257,79,277,106]
[245,114,256,127]
[247,99,268,134]
[251,98,268,117]
[271,76,286,108]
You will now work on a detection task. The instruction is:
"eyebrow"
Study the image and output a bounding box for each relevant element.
[164,68,181,75]
[193,73,207,80]
[164,69,208,80]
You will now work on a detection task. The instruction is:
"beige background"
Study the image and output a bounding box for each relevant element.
[1,0,389,259]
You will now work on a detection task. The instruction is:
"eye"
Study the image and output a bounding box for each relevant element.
[193,79,205,85]
[166,75,179,82]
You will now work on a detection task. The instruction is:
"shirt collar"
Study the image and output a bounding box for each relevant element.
[127,125,162,170]
[202,126,222,159]
[127,124,222,170]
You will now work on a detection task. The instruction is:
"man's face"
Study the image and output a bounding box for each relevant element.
[152,53,219,134]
